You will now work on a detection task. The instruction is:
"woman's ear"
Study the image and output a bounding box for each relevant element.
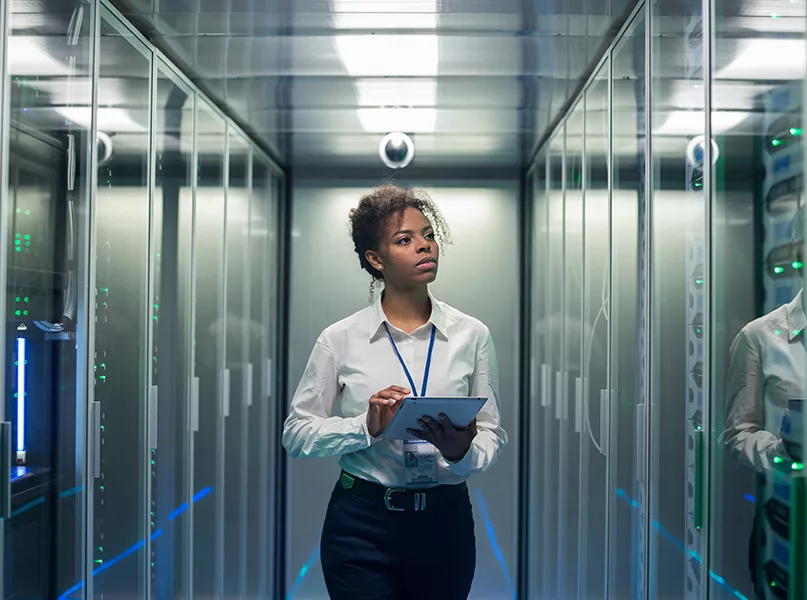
[365,249,384,272]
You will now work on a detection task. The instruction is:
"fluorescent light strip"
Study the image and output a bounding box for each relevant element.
[336,35,438,77]
[355,78,436,107]
[17,338,26,453]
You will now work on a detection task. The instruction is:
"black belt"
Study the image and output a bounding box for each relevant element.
[337,470,467,512]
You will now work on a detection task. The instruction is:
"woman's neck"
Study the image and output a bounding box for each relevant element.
[381,285,431,333]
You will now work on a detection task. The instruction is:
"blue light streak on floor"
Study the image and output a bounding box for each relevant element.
[473,487,516,600]
[57,486,213,599]
[616,488,749,600]
[286,547,320,600]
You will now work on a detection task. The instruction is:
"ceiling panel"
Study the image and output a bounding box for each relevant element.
[112,0,635,169]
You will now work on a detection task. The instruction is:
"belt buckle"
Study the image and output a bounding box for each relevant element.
[384,488,426,511]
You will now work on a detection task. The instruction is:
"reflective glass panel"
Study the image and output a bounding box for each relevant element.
[539,130,565,599]
[223,129,251,598]
[610,11,645,599]
[561,102,584,600]
[150,62,194,598]
[650,0,704,597]
[192,99,226,598]
[4,0,94,596]
[247,155,271,599]
[581,60,609,600]
[710,2,807,599]
[529,155,547,599]
[92,10,152,597]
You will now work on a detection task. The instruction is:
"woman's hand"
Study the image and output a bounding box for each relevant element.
[407,414,477,462]
[367,386,411,438]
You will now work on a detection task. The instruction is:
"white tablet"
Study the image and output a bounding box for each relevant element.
[383,396,487,440]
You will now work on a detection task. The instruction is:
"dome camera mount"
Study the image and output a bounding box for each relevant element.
[379,132,415,169]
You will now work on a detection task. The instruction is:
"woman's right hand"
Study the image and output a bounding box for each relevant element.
[367,385,411,438]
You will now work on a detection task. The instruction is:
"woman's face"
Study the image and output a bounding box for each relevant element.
[367,207,439,288]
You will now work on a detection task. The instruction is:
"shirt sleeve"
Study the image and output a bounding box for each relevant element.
[282,331,375,459]
[722,328,788,479]
[446,326,508,476]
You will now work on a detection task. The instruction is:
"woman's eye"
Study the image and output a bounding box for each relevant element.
[396,237,411,245]
[425,233,435,240]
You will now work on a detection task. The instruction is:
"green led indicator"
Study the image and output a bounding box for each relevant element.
[791,128,803,136]
[94,559,104,564]
[24,241,30,247]
[15,247,20,253]
[24,210,30,216]
[23,297,28,303]
[15,209,20,214]
[696,278,703,285]
[24,235,30,240]
[153,304,159,309]
[775,329,782,335]
[774,456,784,464]
[774,266,785,274]
[794,261,804,269]
[23,310,28,316]
[14,234,19,239]
[772,139,782,147]
[14,310,20,316]
[696,328,702,334]
[793,462,804,471]
[14,240,20,246]
[15,297,19,303]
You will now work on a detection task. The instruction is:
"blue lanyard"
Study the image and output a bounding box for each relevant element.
[383,323,437,397]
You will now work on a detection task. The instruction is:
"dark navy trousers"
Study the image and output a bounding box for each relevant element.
[320,481,477,600]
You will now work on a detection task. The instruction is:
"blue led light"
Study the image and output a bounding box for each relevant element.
[16,337,25,453]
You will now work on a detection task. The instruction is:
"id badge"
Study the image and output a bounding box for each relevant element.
[403,439,438,484]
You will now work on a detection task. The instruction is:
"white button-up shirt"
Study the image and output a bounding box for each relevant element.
[723,290,806,479]
[282,293,508,488]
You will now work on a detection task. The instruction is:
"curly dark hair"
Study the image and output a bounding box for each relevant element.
[348,184,451,282]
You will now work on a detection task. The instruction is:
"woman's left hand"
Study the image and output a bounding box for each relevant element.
[407,414,477,462]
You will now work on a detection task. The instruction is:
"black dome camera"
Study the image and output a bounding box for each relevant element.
[379,132,415,169]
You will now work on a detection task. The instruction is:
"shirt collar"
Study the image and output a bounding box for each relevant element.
[368,290,448,341]
[786,289,807,341]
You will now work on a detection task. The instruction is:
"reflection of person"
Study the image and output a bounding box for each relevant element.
[282,185,507,600]
[723,206,806,595]
[723,289,805,474]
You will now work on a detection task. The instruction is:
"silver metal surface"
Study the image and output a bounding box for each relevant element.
[700,0,714,596]
[109,0,631,168]
[149,385,159,450]
[92,401,101,479]
[191,377,200,433]
[246,363,254,407]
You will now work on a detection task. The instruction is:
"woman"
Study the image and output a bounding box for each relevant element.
[282,184,507,600]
